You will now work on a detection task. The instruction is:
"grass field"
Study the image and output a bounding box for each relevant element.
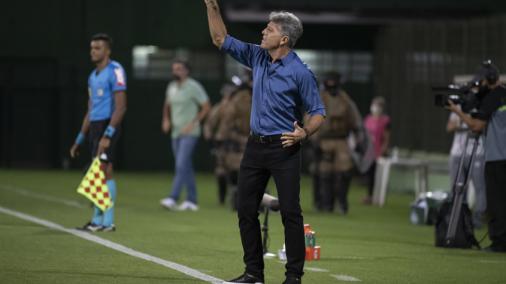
[1,169,505,283]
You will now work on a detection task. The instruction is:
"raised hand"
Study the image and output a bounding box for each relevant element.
[204,0,218,9]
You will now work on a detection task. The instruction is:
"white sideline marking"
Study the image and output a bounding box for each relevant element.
[331,274,362,282]
[334,256,370,260]
[0,185,85,208]
[305,267,329,272]
[0,206,223,284]
[479,259,506,264]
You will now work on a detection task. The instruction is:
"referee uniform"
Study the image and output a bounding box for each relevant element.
[87,60,126,228]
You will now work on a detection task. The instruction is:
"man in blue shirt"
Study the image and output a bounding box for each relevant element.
[70,33,127,232]
[205,1,326,283]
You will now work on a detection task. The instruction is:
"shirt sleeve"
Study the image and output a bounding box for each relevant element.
[87,73,92,94]
[473,92,501,121]
[298,70,326,117]
[448,112,460,123]
[110,65,127,93]
[385,116,392,130]
[164,83,172,105]
[191,81,209,105]
[221,35,263,68]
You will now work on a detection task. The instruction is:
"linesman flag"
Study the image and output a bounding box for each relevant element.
[77,157,113,211]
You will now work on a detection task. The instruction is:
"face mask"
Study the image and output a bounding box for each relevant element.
[371,105,382,116]
[328,88,339,96]
[324,80,340,96]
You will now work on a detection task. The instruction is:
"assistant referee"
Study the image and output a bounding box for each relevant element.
[70,33,127,232]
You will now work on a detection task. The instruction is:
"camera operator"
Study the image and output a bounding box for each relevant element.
[447,61,506,253]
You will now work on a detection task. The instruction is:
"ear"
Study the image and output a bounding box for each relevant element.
[280,35,289,47]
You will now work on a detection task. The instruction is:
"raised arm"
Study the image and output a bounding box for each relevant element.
[204,0,227,48]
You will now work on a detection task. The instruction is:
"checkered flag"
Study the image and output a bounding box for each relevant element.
[76,157,113,211]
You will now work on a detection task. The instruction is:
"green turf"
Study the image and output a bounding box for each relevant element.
[0,170,505,283]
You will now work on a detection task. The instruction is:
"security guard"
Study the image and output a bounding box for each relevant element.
[316,72,361,214]
[204,84,236,205]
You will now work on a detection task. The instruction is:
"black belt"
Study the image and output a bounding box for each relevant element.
[249,134,282,144]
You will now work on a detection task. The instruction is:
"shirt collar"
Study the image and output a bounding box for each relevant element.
[280,51,296,66]
[94,60,112,76]
[268,50,296,66]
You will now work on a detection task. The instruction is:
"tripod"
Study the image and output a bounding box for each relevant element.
[261,207,276,257]
[445,131,480,246]
[260,193,280,258]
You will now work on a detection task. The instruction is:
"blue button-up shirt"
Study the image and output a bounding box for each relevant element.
[222,35,326,136]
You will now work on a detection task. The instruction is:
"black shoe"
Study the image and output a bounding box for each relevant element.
[76,222,102,232]
[283,276,302,284]
[99,224,116,232]
[224,273,264,283]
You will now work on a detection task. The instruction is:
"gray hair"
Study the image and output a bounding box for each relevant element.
[269,11,303,48]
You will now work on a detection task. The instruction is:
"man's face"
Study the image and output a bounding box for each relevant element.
[261,22,288,49]
[172,63,189,81]
[90,40,110,64]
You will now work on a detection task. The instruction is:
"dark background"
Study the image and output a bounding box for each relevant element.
[1,0,505,171]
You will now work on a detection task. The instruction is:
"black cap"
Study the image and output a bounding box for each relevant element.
[472,60,500,84]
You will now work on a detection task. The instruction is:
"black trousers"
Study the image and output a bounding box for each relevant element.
[320,171,352,213]
[366,161,377,197]
[217,171,238,205]
[237,137,304,278]
[485,160,506,247]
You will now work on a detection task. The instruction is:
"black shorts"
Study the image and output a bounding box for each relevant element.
[89,119,121,163]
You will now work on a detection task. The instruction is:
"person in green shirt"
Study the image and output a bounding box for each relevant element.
[160,59,210,211]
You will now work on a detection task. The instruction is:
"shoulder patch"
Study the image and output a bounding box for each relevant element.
[114,68,125,86]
